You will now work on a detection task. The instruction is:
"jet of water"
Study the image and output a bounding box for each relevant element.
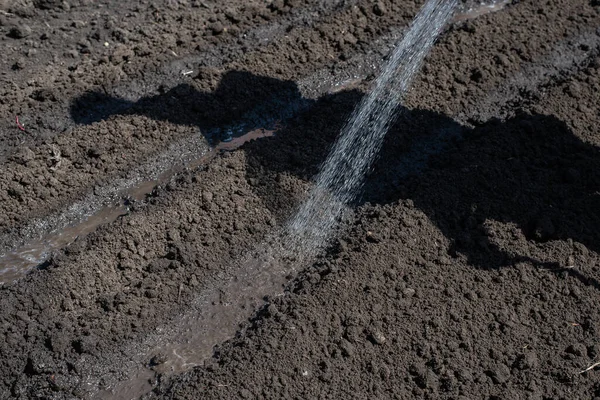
[286,0,458,259]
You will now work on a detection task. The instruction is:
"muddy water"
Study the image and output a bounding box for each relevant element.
[96,236,299,400]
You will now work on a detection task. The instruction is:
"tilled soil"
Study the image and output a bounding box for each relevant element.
[0,0,599,399]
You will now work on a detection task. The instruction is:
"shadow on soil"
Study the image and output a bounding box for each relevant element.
[71,71,600,289]
[371,111,600,290]
[70,70,312,144]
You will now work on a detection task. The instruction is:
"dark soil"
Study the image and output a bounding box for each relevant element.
[0,0,599,399]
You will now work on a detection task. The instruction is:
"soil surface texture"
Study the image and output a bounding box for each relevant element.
[0,0,600,399]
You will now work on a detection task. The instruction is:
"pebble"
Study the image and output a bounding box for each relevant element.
[9,25,32,39]
[565,81,582,98]
[369,329,386,345]
[373,1,386,16]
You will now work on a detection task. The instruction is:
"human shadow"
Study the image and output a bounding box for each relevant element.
[70,70,600,289]
[70,70,313,144]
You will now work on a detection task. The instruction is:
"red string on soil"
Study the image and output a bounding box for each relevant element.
[15,116,27,133]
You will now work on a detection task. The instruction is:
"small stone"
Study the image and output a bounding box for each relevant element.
[465,291,478,301]
[565,82,582,98]
[373,1,386,16]
[8,25,32,39]
[369,329,386,345]
[403,288,416,298]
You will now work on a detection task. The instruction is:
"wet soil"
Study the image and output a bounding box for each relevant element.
[0,0,599,399]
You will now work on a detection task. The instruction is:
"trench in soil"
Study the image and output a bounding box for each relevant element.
[0,126,277,284]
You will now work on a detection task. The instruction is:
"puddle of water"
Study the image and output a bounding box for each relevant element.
[0,206,128,283]
[0,127,276,284]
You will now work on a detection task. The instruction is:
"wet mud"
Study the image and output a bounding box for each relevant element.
[0,0,599,399]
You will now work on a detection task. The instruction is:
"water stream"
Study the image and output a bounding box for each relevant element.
[285,0,458,259]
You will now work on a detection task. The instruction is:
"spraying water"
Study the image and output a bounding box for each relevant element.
[286,0,458,257]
